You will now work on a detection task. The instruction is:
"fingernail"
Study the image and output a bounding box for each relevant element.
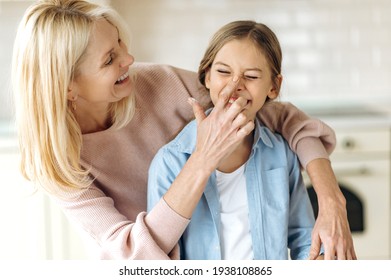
[232,76,239,82]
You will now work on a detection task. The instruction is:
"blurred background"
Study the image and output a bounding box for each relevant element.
[1,0,390,259]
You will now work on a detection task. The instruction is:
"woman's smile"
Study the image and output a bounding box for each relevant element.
[115,71,130,85]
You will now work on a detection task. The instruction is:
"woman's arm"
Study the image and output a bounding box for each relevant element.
[306,159,356,260]
[259,101,357,260]
[56,76,253,260]
[258,101,335,168]
[54,185,187,259]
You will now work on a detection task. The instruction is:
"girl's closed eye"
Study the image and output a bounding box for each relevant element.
[216,69,231,75]
[244,75,259,80]
[243,70,262,80]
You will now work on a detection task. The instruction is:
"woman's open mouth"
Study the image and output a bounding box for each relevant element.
[115,72,130,85]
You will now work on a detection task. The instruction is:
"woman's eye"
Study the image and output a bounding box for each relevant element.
[105,55,114,66]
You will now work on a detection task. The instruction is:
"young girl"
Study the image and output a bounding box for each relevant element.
[147,20,323,260]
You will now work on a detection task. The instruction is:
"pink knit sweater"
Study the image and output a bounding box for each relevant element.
[55,63,335,259]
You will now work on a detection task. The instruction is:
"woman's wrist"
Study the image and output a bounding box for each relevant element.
[317,191,346,213]
[306,158,345,207]
[163,151,215,219]
[190,150,218,176]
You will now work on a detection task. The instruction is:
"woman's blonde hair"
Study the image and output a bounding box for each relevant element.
[12,0,135,197]
[198,20,282,95]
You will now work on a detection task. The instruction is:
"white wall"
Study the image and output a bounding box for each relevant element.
[2,0,391,119]
[0,1,31,121]
[0,130,94,259]
[112,0,391,109]
[0,0,103,260]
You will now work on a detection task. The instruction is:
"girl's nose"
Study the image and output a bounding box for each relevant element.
[236,76,245,91]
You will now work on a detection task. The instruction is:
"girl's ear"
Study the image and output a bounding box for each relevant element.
[204,69,211,90]
[268,74,283,100]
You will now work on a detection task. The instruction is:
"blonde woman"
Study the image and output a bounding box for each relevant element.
[12,0,354,259]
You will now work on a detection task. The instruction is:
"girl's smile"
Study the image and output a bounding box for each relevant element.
[205,38,279,120]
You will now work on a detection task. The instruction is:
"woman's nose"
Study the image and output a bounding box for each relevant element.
[120,53,134,68]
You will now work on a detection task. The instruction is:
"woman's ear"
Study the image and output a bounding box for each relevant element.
[268,74,283,100]
[67,82,77,101]
[67,91,76,101]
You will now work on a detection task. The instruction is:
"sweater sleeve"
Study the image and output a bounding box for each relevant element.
[53,185,189,260]
[258,101,336,168]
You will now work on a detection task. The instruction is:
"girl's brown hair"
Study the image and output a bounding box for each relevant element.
[198,20,282,93]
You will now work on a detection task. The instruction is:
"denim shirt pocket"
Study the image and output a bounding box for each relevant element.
[261,167,290,259]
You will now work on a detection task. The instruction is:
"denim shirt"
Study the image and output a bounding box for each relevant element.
[147,116,315,260]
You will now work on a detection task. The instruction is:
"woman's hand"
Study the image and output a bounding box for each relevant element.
[163,76,254,219]
[188,76,255,173]
[309,199,356,260]
[306,158,357,260]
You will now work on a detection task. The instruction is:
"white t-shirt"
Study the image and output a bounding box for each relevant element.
[215,164,254,260]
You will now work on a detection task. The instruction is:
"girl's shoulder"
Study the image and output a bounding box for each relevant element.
[165,119,197,154]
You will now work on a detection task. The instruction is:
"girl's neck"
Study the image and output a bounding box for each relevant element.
[217,132,254,173]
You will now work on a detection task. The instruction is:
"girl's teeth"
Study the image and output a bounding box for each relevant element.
[229,97,237,104]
